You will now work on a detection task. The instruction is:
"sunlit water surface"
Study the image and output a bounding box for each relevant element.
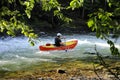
[0,34,120,71]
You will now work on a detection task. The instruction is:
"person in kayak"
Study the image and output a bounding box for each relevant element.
[54,33,65,47]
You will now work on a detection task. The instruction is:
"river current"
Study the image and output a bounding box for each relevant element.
[0,34,120,71]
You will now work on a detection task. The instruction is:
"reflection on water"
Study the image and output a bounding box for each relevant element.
[0,34,119,71]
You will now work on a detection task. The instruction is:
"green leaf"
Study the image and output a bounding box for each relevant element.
[29,33,35,38]
[24,1,30,7]
[91,27,95,31]
[98,13,102,19]
[24,32,29,37]
[70,0,76,10]
[0,26,4,32]
[80,0,84,3]
[108,3,112,7]
[30,41,35,46]
[87,19,94,27]
[25,10,31,18]
[69,0,83,10]
[2,21,7,27]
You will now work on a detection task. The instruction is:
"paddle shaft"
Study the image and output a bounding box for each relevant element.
[64,38,67,52]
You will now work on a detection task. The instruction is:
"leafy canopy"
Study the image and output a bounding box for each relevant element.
[87,0,120,56]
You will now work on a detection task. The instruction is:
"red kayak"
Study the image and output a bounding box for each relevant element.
[39,39,78,51]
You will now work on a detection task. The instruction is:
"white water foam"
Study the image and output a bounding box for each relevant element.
[0,34,120,71]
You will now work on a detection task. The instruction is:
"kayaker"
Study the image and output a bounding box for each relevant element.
[54,33,65,47]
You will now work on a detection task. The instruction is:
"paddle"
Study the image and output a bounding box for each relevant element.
[63,37,67,52]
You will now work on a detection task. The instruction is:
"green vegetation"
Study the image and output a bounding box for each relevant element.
[0,0,37,46]
[87,0,120,56]
[0,0,120,53]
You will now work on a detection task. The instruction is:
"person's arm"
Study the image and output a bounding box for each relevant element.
[61,36,66,39]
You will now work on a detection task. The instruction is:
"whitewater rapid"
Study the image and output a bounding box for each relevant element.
[0,34,119,71]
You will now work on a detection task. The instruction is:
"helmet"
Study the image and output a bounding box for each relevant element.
[57,33,62,36]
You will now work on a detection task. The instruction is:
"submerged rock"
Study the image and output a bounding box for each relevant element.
[83,52,96,55]
[57,69,66,74]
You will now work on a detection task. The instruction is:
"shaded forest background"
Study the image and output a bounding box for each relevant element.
[1,0,118,36]
[24,0,112,34]
[30,0,90,34]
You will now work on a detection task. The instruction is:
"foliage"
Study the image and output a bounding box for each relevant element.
[87,0,120,55]
[41,0,72,22]
[0,0,37,46]
[68,0,84,10]
[24,0,35,18]
[87,8,113,38]
[107,40,119,55]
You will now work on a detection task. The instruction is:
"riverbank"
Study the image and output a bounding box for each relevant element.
[0,56,120,80]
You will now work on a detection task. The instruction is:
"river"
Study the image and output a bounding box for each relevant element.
[0,34,120,71]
